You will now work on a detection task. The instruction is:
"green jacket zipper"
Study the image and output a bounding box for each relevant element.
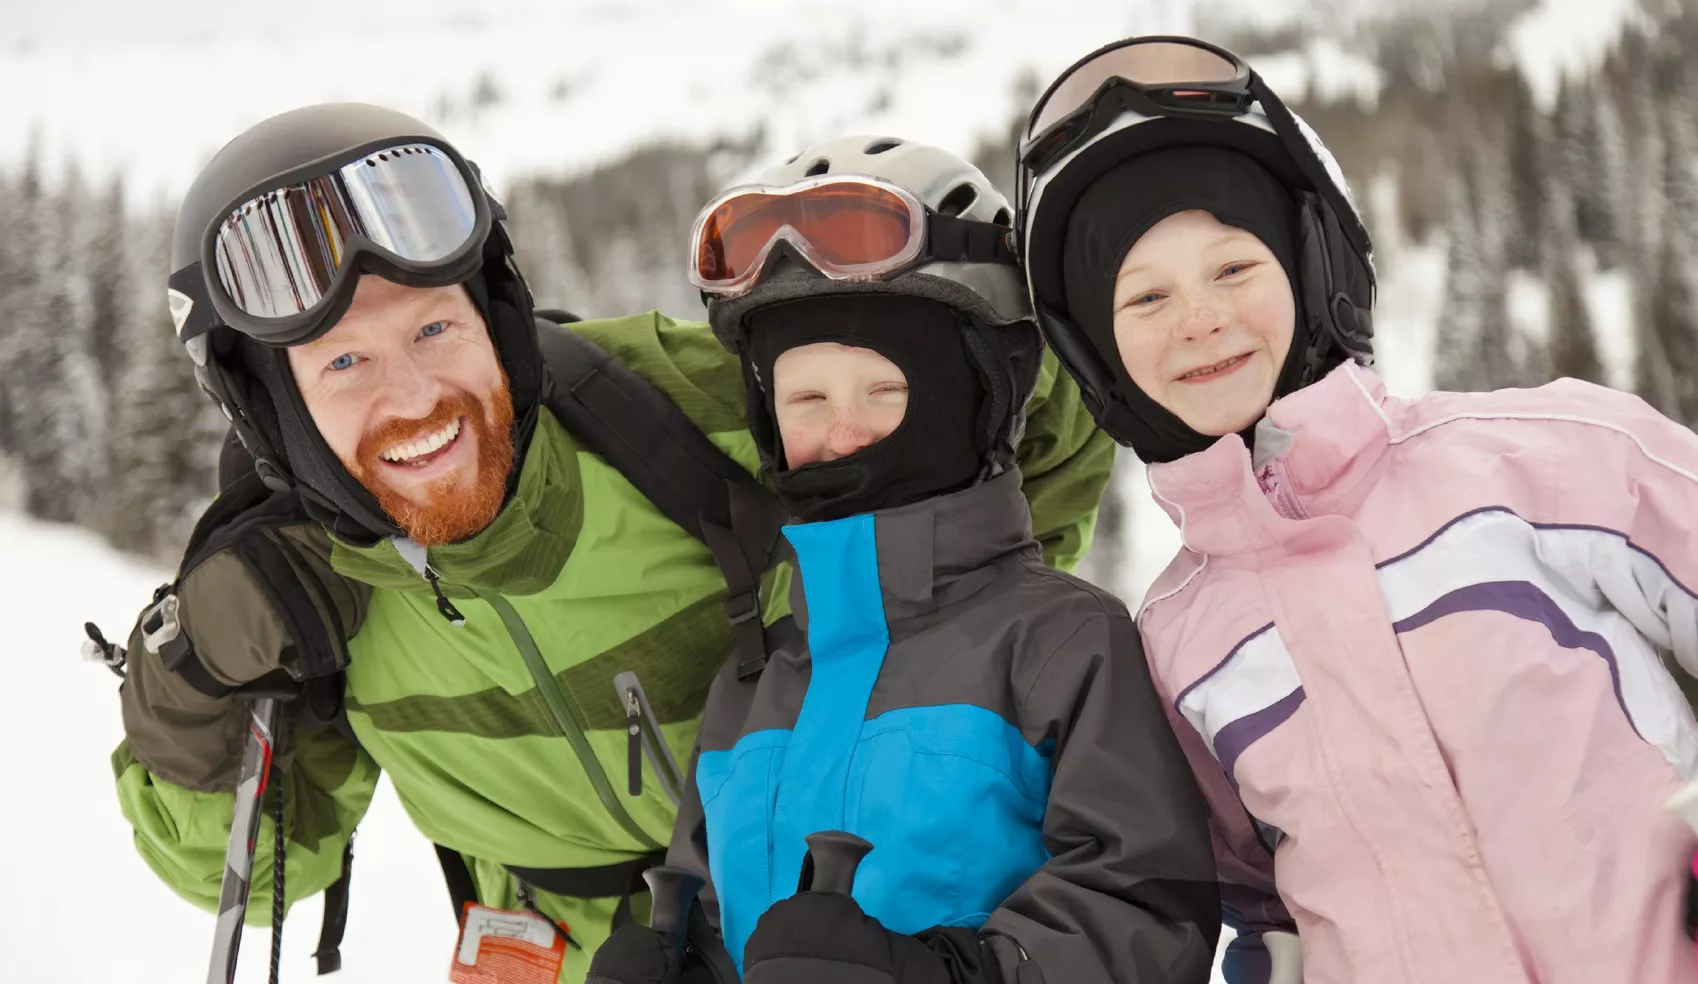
[471,588,664,853]
[613,670,685,805]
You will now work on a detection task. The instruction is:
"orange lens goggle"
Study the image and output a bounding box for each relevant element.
[688,175,929,297]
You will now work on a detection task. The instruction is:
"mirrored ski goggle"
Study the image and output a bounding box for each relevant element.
[689,175,935,297]
[188,140,487,343]
[1019,37,1254,181]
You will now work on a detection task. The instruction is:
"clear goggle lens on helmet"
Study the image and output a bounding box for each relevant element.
[210,142,480,320]
[688,174,928,298]
[1019,37,1252,179]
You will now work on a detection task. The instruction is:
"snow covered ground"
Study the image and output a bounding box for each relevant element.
[0,511,461,981]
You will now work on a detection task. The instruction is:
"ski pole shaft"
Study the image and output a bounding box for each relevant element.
[207,696,281,984]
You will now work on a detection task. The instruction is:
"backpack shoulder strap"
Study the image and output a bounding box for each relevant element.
[535,318,785,679]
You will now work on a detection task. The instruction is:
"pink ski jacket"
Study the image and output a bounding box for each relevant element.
[1139,362,1698,984]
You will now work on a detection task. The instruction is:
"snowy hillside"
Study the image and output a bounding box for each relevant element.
[0,511,464,981]
[0,0,1639,203]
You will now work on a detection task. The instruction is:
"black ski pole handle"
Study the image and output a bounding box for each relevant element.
[800,831,873,896]
[643,865,707,956]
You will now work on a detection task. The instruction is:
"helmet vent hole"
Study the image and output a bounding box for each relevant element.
[992,207,1012,227]
[863,139,902,155]
[938,182,978,217]
[784,152,802,165]
[804,158,831,177]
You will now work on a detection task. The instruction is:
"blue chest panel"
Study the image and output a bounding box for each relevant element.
[694,514,1053,969]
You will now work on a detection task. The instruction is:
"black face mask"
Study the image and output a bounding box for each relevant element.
[1060,145,1317,464]
[744,294,987,524]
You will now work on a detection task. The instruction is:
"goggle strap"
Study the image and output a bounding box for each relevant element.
[924,213,1018,267]
[168,264,217,344]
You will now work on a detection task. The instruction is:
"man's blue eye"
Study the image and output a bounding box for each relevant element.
[421,321,447,338]
[329,353,356,371]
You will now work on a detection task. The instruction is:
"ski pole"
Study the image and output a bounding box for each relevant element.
[207,696,281,984]
[642,865,707,964]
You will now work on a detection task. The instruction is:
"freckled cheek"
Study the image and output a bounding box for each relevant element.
[1238,281,1297,357]
[1113,317,1171,396]
[774,411,826,467]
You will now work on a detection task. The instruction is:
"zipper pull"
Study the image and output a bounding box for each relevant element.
[422,565,467,626]
[625,688,643,796]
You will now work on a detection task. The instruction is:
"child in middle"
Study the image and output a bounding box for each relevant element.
[586,135,1221,984]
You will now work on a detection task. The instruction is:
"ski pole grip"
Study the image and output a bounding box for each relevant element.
[801,831,873,896]
[642,865,706,953]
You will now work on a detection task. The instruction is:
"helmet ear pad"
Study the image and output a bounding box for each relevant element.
[1293,191,1375,384]
[958,314,1043,468]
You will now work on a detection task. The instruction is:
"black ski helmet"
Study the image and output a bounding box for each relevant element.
[168,102,544,544]
[1017,36,1376,458]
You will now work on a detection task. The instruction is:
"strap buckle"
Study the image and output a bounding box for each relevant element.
[723,589,762,626]
[139,592,182,655]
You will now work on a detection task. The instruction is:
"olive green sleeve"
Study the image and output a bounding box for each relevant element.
[113,724,380,925]
[1015,348,1117,573]
[112,499,375,924]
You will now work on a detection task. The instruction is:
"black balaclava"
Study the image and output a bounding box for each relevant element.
[1060,145,1309,464]
[744,293,986,524]
[227,267,543,544]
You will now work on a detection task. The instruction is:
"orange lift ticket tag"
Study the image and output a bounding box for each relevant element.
[449,903,567,984]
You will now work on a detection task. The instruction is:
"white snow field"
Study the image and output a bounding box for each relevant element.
[0,510,462,981]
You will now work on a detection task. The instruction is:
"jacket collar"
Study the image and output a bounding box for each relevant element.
[786,469,1039,635]
[1146,363,1395,556]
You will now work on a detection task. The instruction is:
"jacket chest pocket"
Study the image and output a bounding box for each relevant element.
[843,705,1052,935]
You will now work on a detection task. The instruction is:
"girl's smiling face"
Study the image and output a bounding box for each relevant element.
[1111,209,1296,436]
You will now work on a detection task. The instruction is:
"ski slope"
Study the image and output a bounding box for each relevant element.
[0,511,458,982]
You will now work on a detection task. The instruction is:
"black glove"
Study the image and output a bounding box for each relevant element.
[587,921,739,984]
[587,923,679,984]
[741,891,999,984]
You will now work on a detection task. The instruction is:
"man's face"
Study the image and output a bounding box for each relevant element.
[286,275,514,545]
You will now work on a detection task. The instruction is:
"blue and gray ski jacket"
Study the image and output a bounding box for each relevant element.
[668,470,1222,983]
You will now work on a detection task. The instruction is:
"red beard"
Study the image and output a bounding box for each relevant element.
[349,375,516,546]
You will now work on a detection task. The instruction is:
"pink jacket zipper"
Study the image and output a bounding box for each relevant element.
[1257,458,1307,520]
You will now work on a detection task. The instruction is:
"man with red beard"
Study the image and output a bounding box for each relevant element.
[107,103,1115,984]
[291,275,517,548]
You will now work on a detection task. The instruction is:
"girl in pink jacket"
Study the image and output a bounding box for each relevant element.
[1015,34,1698,984]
